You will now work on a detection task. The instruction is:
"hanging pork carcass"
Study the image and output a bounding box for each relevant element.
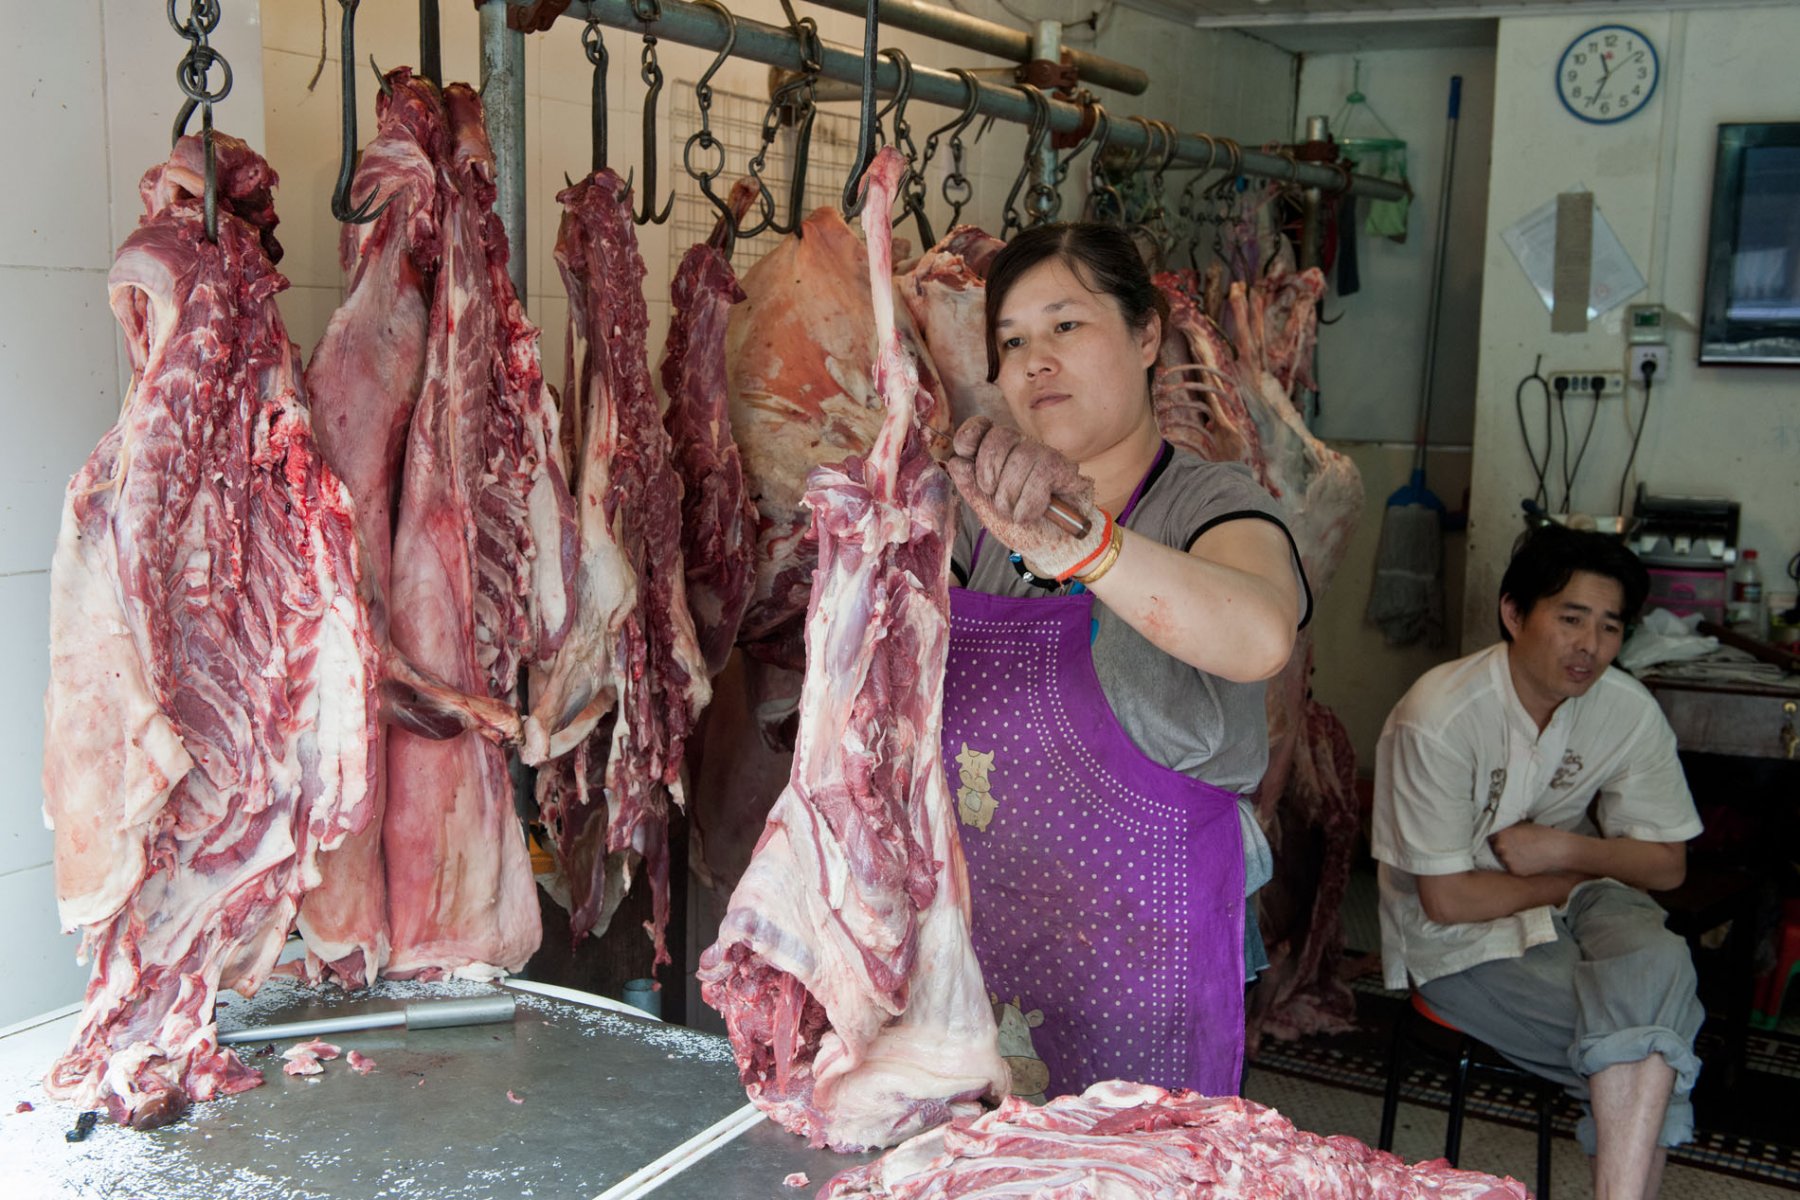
[1154,248,1364,1043]
[660,178,760,680]
[298,67,447,989]
[725,202,953,678]
[698,148,1008,1152]
[524,164,711,964]
[381,82,577,980]
[895,226,1011,430]
[41,133,380,1128]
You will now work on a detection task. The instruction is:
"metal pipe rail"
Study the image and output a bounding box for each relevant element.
[513,0,1406,201]
[803,0,1147,95]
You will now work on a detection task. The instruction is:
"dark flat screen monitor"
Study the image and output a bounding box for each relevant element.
[1700,122,1800,365]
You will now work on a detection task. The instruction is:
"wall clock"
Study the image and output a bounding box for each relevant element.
[1556,25,1659,124]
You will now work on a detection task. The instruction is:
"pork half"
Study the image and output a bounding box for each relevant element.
[298,67,447,989]
[725,203,951,674]
[697,148,1007,1151]
[527,167,711,962]
[382,83,574,980]
[821,1081,1530,1199]
[895,225,1010,430]
[41,134,380,1127]
[660,184,758,679]
[1154,253,1364,1043]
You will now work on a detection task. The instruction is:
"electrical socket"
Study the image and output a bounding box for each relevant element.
[1629,343,1669,382]
[1548,370,1625,398]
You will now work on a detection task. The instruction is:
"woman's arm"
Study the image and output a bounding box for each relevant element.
[1085,518,1301,682]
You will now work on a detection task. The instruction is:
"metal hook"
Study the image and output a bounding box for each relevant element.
[330,0,393,225]
[873,47,913,149]
[169,0,232,241]
[1000,84,1053,237]
[840,0,883,219]
[1083,104,1124,225]
[684,0,740,256]
[582,20,611,175]
[632,4,674,225]
[923,68,981,229]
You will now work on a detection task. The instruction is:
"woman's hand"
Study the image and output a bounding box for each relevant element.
[945,417,1104,579]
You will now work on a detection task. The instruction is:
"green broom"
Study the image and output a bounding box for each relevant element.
[1366,76,1460,648]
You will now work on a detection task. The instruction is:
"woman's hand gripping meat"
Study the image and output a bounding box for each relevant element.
[946,416,1107,582]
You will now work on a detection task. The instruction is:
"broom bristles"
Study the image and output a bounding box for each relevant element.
[1366,503,1445,647]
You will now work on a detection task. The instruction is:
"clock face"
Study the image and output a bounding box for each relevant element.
[1557,25,1659,124]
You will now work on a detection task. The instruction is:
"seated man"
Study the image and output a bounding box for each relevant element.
[1372,524,1703,1200]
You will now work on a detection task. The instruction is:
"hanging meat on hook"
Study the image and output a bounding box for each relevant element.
[698,147,1007,1152]
[725,201,952,679]
[660,176,760,679]
[381,82,577,980]
[896,225,1009,430]
[525,163,712,963]
[1154,245,1364,1044]
[42,132,380,1128]
[298,67,447,989]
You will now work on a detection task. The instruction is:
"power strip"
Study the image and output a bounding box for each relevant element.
[1548,370,1625,398]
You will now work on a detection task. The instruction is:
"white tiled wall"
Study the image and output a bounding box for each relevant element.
[0,1,265,1029]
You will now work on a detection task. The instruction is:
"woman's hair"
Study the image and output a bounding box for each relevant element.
[1497,522,1650,641]
[982,223,1169,384]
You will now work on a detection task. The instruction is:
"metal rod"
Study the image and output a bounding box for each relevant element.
[512,0,1405,199]
[215,996,519,1044]
[481,1,530,300]
[1298,114,1328,271]
[804,0,1147,96]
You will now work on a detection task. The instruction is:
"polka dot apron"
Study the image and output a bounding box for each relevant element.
[943,473,1246,1100]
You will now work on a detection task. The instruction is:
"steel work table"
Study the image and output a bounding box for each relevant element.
[0,978,874,1199]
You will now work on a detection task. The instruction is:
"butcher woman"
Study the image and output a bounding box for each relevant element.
[943,222,1310,1101]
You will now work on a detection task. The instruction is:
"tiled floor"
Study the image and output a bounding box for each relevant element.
[1244,1066,1799,1198]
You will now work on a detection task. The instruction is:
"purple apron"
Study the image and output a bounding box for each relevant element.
[943,482,1245,1100]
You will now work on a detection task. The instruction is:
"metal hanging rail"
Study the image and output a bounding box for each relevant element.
[801,0,1147,95]
[504,0,1407,202]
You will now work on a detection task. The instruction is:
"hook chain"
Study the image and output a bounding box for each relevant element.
[168,0,231,242]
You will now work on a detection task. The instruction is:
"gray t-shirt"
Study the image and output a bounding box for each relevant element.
[951,445,1312,796]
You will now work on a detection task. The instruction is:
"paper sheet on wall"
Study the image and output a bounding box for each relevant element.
[1501,187,1645,321]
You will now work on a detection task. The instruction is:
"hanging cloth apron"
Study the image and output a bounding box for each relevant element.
[942,460,1245,1100]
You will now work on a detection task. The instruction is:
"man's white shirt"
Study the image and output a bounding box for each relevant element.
[1371,643,1701,989]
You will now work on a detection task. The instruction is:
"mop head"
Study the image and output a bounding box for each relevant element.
[1366,502,1444,647]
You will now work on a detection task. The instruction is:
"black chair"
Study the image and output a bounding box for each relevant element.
[1379,990,1557,1199]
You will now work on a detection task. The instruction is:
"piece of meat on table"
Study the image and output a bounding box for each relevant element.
[527,165,711,963]
[383,82,574,981]
[659,181,758,680]
[820,1081,1530,1199]
[895,225,1011,430]
[299,67,447,991]
[697,148,1007,1152]
[41,133,380,1129]
[1154,257,1365,1044]
[724,198,951,677]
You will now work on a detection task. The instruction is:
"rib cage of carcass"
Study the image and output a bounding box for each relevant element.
[1154,249,1364,1043]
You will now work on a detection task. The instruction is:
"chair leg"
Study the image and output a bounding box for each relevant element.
[1378,1001,1411,1152]
[1535,1085,1554,1200]
[1444,1037,1473,1167]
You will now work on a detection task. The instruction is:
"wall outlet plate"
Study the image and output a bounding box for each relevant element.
[1549,369,1625,398]
[1628,343,1670,381]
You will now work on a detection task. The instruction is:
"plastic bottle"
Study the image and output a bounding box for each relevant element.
[1727,549,1767,640]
